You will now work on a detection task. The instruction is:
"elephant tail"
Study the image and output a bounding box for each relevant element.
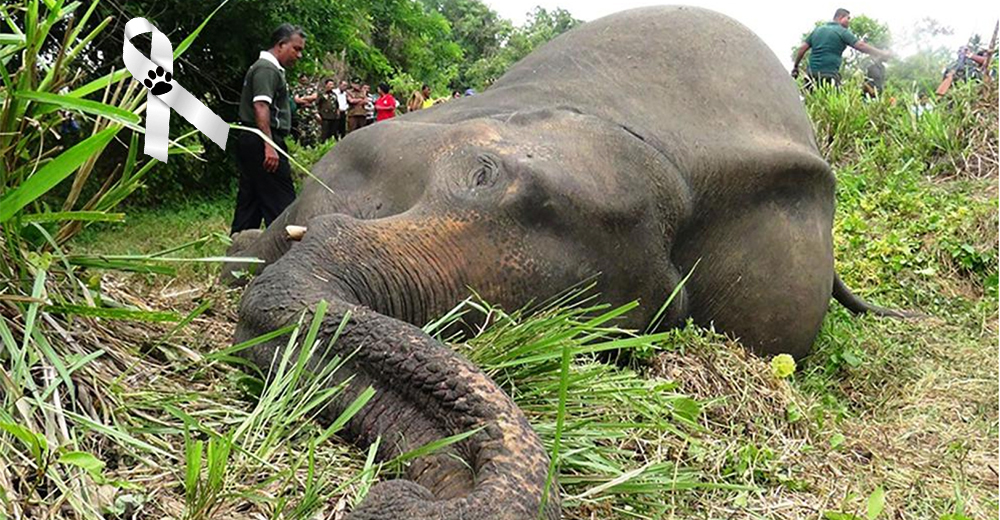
[832,272,923,318]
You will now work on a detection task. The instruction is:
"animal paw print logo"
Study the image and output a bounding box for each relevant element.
[143,66,173,95]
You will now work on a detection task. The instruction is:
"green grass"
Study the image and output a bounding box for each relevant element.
[41,77,995,519]
[3,45,997,520]
[71,197,233,286]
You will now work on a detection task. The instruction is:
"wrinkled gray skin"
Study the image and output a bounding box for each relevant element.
[230,7,903,520]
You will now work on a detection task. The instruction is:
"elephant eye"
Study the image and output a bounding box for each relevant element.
[469,154,501,189]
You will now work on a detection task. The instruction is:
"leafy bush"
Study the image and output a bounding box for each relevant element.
[0,1,226,515]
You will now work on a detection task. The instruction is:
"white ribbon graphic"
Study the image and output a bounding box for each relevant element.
[123,18,228,162]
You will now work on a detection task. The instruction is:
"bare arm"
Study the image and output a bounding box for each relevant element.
[853,41,892,61]
[792,42,810,77]
[253,101,279,173]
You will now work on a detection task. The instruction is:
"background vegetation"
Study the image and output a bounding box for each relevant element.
[79,0,580,204]
[1,0,997,519]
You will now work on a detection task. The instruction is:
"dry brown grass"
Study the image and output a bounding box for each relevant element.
[13,243,991,520]
[961,80,999,180]
[645,314,998,520]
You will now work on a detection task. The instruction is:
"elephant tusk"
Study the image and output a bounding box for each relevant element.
[285,225,307,241]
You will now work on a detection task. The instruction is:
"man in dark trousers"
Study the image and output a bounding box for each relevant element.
[791,8,892,88]
[318,78,339,141]
[231,24,306,235]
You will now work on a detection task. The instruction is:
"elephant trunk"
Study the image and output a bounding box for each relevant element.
[234,214,559,520]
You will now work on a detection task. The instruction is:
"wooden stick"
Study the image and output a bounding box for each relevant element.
[935,70,955,96]
[980,21,998,76]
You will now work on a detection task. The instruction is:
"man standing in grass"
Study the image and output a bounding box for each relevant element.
[791,8,892,88]
[231,24,305,235]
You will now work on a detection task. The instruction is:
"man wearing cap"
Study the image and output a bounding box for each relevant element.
[231,23,305,235]
[318,78,339,141]
[346,78,367,133]
[792,8,892,88]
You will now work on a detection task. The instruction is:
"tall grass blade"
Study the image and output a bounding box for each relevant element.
[15,91,141,125]
[0,127,118,223]
[45,304,181,322]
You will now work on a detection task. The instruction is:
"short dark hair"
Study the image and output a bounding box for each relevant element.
[421,84,430,90]
[833,8,850,20]
[325,78,335,84]
[271,24,306,47]
[378,82,390,94]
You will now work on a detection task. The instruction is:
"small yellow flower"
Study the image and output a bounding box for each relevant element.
[771,354,796,379]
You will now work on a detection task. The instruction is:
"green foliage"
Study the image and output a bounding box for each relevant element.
[848,15,892,49]
[426,292,739,516]
[422,0,513,88]
[802,77,988,176]
[0,3,234,516]
[464,7,581,90]
[77,0,575,204]
[796,73,997,454]
[387,70,423,102]
[1,1,152,247]
[367,0,463,89]
[890,47,952,94]
[286,135,338,176]
[821,486,887,520]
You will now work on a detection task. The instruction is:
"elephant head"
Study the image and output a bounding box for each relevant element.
[233,101,696,520]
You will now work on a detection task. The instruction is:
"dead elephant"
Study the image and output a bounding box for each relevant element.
[228,6,907,520]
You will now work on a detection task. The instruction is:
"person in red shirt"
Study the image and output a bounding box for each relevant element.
[374,83,397,122]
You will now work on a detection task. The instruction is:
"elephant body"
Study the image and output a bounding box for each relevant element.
[231,7,893,519]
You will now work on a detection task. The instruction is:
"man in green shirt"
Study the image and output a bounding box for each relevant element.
[232,23,305,235]
[791,8,892,88]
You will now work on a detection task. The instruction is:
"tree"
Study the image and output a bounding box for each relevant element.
[464,7,581,90]
[367,0,462,90]
[889,18,956,94]
[83,0,467,202]
[422,0,513,88]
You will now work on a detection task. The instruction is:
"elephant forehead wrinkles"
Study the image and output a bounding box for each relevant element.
[433,122,505,156]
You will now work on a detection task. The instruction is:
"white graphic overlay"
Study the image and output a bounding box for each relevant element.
[123,18,228,162]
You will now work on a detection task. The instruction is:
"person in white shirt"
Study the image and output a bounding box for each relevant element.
[332,80,349,139]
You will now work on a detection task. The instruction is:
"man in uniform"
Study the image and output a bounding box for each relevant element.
[792,8,892,88]
[346,78,367,133]
[317,78,339,141]
[292,75,320,146]
[231,23,305,235]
